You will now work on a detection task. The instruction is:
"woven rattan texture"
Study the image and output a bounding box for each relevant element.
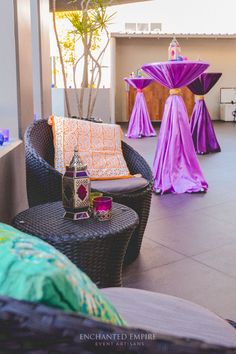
[0,295,235,354]
[13,202,138,288]
[24,119,153,264]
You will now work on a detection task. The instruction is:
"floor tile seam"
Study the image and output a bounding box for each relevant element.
[195,198,236,214]
[190,239,236,258]
[155,197,236,212]
[200,212,236,228]
[124,258,236,287]
[146,235,236,259]
[147,199,236,223]
[145,236,188,257]
[186,197,236,210]
[148,214,182,222]
[148,206,236,231]
[123,256,187,277]
[146,224,234,243]
[147,212,191,224]
[123,257,191,285]
[187,257,236,281]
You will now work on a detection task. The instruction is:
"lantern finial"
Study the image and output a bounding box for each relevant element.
[69,147,87,171]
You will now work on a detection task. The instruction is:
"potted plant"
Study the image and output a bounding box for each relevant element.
[52,0,114,119]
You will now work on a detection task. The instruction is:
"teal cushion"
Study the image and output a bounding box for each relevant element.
[0,223,125,326]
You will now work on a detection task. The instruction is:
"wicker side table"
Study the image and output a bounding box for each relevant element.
[13,202,139,288]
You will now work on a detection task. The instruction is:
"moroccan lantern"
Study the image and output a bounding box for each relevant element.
[168,37,181,61]
[62,147,91,220]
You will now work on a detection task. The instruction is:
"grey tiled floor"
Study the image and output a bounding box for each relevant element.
[122,121,236,320]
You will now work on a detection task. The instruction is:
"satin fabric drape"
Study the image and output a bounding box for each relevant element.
[188,73,222,154]
[124,78,156,138]
[142,61,209,194]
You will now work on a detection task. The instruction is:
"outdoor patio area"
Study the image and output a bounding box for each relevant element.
[2,0,236,352]
[124,121,236,319]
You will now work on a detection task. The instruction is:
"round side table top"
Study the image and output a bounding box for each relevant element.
[187,72,222,95]
[141,60,209,89]
[13,202,139,243]
[124,77,153,90]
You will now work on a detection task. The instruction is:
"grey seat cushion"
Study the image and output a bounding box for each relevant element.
[101,288,236,348]
[92,177,149,194]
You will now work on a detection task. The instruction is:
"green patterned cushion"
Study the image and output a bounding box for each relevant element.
[0,223,125,326]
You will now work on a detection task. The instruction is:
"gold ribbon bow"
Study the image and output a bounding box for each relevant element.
[196,95,204,100]
[169,88,182,96]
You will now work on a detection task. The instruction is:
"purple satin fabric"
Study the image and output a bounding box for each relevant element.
[142,61,209,194]
[188,73,222,154]
[124,78,156,139]
[142,61,209,89]
[188,73,222,95]
[125,78,153,90]
[190,100,221,154]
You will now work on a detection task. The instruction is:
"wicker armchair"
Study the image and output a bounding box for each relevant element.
[24,119,153,264]
[0,295,234,354]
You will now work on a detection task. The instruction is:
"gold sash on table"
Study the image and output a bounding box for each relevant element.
[196,95,204,100]
[169,88,182,96]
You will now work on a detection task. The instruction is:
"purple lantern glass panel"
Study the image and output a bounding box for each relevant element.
[188,73,222,154]
[124,78,156,139]
[142,61,209,194]
[77,184,87,201]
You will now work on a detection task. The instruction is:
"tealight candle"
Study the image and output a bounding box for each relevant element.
[93,196,112,221]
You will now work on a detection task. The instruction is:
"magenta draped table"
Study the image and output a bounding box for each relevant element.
[124,77,156,138]
[188,73,222,154]
[142,61,209,194]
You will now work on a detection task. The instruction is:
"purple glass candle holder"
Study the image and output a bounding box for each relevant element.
[93,196,112,221]
[0,129,9,142]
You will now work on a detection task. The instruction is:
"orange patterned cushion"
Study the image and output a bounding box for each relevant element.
[49,116,131,180]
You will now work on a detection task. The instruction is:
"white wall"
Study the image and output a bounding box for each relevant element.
[114,37,236,122]
[52,88,111,123]
[109,0,236,34]
[0,0,49,138]
[31,0,52,120]
[0,143,28,223]
[0,0,19,139]
[14,0,34,137]
[0,0,34,223]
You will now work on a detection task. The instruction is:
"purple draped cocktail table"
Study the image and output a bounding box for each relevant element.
[188,73,222,154]
[124,78,156,138]
[142,61,209,194]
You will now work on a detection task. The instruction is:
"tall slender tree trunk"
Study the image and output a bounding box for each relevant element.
[81,34,89,88]
[52,0,71,117]
[79,35,90,117]
[87,30,110,118]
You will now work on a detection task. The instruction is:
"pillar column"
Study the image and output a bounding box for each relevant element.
[31,0,52,120]
[14,0,34,137]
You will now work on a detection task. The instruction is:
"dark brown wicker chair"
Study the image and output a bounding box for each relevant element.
[24,119,153,264]
[0,295,234,354]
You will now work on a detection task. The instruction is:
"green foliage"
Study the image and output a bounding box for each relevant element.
[65,1,114,45]
[53,0,115,116]
[59,31,77,66]
[55,1,114,67]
